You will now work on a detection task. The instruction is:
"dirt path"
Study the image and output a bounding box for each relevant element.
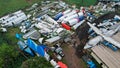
[63,45,86,68]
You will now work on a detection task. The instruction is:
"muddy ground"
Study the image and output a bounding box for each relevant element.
[61,33,87,68]
[63,45,87,68]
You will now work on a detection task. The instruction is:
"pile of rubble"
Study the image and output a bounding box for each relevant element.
[0,0,120,68]
[85,13,120,51]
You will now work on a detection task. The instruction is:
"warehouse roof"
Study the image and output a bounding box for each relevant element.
[91,32,120,68]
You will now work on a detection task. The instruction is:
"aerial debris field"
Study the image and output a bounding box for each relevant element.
[0,0,120,68]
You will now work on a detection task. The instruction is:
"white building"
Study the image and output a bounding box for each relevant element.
[0,10,27,27]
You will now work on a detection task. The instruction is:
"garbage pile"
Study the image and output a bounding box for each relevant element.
[54,8,86,30]
[84,13,120,51]
[0,10,27,32]
[16,1,70,68]
[0,0,120,68]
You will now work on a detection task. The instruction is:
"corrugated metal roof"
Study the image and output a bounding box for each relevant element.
[91,32,120,68]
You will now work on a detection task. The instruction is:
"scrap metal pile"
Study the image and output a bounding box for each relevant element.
[0,0,120,68]
[83,2,120,52]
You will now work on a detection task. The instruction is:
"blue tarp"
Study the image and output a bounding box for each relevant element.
[79,15,85,21]
[27,39,45,57]
[87,12,96,18]
[17,41,34,56]
[102,41,118,51]
[87,61,96,68]
[25,21,31,29]
[54,12,63,21]
[39,45,47,50]
[16,33,22,40]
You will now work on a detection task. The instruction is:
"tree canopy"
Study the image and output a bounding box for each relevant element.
[21,56,52,68]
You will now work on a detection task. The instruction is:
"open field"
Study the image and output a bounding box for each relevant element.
[65,0,97,7]
[0,0,97,17]
[0,0,41,17]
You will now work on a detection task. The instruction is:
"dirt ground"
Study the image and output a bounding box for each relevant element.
[62,45,86,68]
[60,33,87,68]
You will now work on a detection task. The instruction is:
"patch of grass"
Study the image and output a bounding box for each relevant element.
[0,0,97,17]
[0,0,41,17]
[4,27,20,45]
[65,0,97,7]
[0,28,28,68]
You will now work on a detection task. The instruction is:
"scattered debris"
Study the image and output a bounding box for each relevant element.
[1,0,120,68]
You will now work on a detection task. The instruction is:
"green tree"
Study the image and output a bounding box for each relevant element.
[0,43,19,68]
[21,56,53,68]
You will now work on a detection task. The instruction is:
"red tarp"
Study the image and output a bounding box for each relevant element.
[61,23,71,30]
[57,61,68,68]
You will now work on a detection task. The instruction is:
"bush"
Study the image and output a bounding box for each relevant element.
[0,43,19,68]
[21,56,52,68]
